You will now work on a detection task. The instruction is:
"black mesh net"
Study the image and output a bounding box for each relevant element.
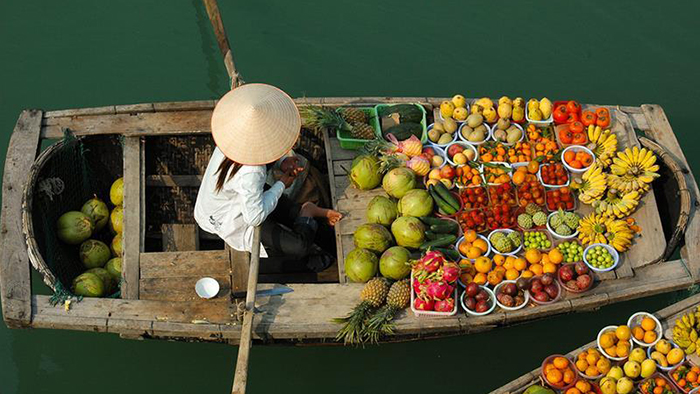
[31,133,123,300]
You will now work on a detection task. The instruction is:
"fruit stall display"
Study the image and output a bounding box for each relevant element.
[317,96,661,345]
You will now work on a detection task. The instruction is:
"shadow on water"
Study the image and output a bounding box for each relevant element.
[190,0,227,97]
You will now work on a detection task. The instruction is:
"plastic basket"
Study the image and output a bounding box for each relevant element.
[335,107,379,150]
[373,103,428,144]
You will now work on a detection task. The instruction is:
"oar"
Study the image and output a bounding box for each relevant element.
[231,226,261,394]
[202,0,243,89]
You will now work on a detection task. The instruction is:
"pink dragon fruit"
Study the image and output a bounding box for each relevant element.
[420,250,445,273]
[434,297,455,312]
[413,294,434,311]
[441,262,460,283]
[426,281,451,300]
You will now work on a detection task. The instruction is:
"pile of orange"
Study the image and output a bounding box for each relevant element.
[574,348,611,377]
[526,124,558,162]
[485,254,529,286]
[542,356,577,390]
[483,165,511,185]
[631,316,658,344]
[458,230,490,259]
[563,150,594,169]
[671,364,700,392]
[454,166,482,187]
[564,380,597,394]
[512,163,539,186]
[598,325,632,358]
[505,142,534,164]
[640,376,674,394]
[523,248,564,276]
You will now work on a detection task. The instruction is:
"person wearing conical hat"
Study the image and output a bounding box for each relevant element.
[195,84,342,271]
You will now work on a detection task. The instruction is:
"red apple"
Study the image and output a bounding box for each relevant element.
[560,265,574,282]
[541,273,554,286]
[544,284,558,299]
[534,292,551,302]
[465,296,476,310]
[440,165,455,179]
[475,300,489,313]
[447,144,464,158]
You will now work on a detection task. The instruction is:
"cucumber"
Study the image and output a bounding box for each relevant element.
[430,222,459,234]
[434,182,461,211]
[425,231,442,240]
[377,104,423,123]
[418,217,453,227]
[429,185,456,215]
[434,247,460,261]
[419,234,457,250]
[383,123,422,141]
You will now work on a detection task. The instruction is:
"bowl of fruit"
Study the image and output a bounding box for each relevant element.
[670,362,700,393]
[459,185,489,209]
[639,374,679,394]
[597,325,633,361]
[485,204,517,231]
[488,229,523,255]
[445,141,479,166]
[482,162,513,185]
[525,98,554,126]
[458,117,490,145]
[458,208,488,234]
[557,241,584,264]
[454,166,484,189]
[547,210,580,240]
[461,283,496,316]
[494,280,529,310]
[490,119,524,147]
[522,273,560,305]
[455,232,491,261]
[541,354,578,391]
[628,312,663,348]
[647,339,685,372]
[558,262,594,293]
[488,183,518,208]
[545,186,576,212]
[521,229,553,251]
[427,123,458,148]
[433,190,464,219]
[538,162,570,187]
[562,145,595,174]
[425,165,457,190]
[574,347,611,380]
[422,145,448,169]
[584,244,619,272]
[516,204,549,231]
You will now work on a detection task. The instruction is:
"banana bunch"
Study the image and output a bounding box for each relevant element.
[574,164,607,204]
[592,189,641,219]
[587,125,618,168]
[673,306,700,355]
[607,147,660,194]
[578,212,636,251]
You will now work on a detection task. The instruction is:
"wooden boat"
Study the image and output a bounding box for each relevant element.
[490,291,700,394]
[0,98,698,345]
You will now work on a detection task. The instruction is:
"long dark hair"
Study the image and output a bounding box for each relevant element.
[215,157,242,193]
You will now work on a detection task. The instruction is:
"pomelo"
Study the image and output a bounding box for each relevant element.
[79,239,111,269]
[110,177,124,206]
[56,211,93,245]
[105,258,122,282]
[111,234,122,257]
[379,246,411,280]
[109,206,123,234]
[81,197,109,231]
[72,272,105,297]
[345,248,378,283]
[86,267,113,294]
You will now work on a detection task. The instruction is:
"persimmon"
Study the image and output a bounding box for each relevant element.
[559,129,573,144]
[564,151,576,163]
[567,100,581,114]
[572,132,587,144]
[569,121,584,134]
[581,110,597,126]
[596,115,610,128]
[595,107,610,118]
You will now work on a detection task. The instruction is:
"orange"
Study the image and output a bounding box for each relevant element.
[563,369,575,384]
[494,266,506,274]
[530,264,544,276]
[596,357,611,374]
[643,330,657,344]
[521,270,534,278]
[641,317,656,331]
[458,241,470,256]
[564,151,576,164]
[604,346,617,358]
[474,257,492,273]
[687,372,698,383]
[543,262,557,274]
[541,254,551,265]
[548,249,563,264]
[514,257,528,271]
[473,272,487,285]
[615,325,632,341]
[565,389,581,394]
[473,239,489,254]
[585,366,599,377]
[553,357,569,369]
[546,369,563,384]
[493,254,506,266]
[599,332,616,348]
[512,171,526,185]
[632,326,645,341]
[575,381,591,393]
[543,363,557,375]
[503,258,515,271]
[575,359,588,372]
[505,268,520,281]
[464,229,478,243]
[466,246,482,259]
[487,270,503,286]
[525,248,542,264]
[616,343,630,357]
[585,352,599,365]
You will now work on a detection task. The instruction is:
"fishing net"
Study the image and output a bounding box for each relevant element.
[28,131,123,303]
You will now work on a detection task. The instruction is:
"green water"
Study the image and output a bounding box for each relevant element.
[1,1,699,393]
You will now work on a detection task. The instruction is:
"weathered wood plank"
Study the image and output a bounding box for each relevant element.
[326,132,346,282]
[140,250,230,279]
[146,175,203,187]
[161,224,199,251]
[229,247,249,294]
[641,104,700,279]
[44,106,116,118]
[140,275,231,302]
[153,100,216,112]
[122,137,143,299]
[0,110,42,328]
[115,103,155,114]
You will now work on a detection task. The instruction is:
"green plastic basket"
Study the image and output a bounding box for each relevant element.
[372,103,428,144]
[335,107,378,150]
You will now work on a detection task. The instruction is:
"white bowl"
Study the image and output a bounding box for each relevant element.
[490,122,524,147]
[455,234,492,260]
[597,325,633,361]
[493,280,529,311]
[423,144,448,169]
[628,311,663,348]
[427,123,458,148]
[526,105,554,126]
[461,285,497,316]
[646,341,683,371]
[562,145,596,174]
[584,244,620,272]
[457,122,491,146]
[488,229,523,256]
[537,164,571,188]
[195,277,220,299]
[445,141,479,166]
[546,211,579,240]
[572,349,604,380]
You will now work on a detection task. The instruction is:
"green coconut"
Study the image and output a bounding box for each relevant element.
[382,167,416,198]
[345,248,378,283]
[81,197,110,231]
[109,206,123,234]
[72,272,105,297]
[397,189,434,217]
[79,239,111,269]
[366,196,398,227]
[349,155,382,190]
[110,177,124,206]
[86,267,114,294]
[379,246,411,280]
[391,216,426,249]
[56,211,93,245]
[353,223,393,254]
[105,258,122,282]
[111,234,122,257]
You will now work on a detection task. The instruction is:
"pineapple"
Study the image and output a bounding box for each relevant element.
[363,280,410,343]
[351,122,376,139]
[340,107,367,124]
[332,278,389,345]
[301,105,375,140]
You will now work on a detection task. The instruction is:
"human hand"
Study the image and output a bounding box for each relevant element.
[277,166,304,188]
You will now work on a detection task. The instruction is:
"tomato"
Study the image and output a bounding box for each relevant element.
[566,100,581,115]
[569,121,584,134]
[572,132,587,144]
[596,115,610,128]
[553,105,568,124]
[595,107,610,118]
[558,129,573,144]
[566,112,579,124]
[581,110,597,126]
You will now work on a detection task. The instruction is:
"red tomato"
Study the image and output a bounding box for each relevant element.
[596,115,610,128]
[569,121,584,134]
[572,132,587,144]
[558,129,573,144]
[595,107,610,118]
[566,100,581,115]
[566,112,579,124]
[581,110,597,126]
[553,105,568,124]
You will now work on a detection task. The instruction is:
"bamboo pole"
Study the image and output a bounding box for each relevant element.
[231,226,261,394]
[202,0,243,88]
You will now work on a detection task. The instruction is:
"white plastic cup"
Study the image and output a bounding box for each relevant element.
[195,277,220,299]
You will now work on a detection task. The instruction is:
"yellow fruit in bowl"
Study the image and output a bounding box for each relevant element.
[465,230,478,242]
[667,348,684,365]
[474,256,492,274]
[505,269,519,280]
[453,152,467,165]
[604,346,617,358]
[584,366,599,377]
[453,107,468,121]
[431,155,444,167]
[428,168,441,180]
[521,270,534,278]
[641,317,656,331]
[466,246,482,259]
[476,97,494,109]
[643,330,657,344]
[597,357,612,374]
[616,343,630,358]
[655,339,672,355]
[632,326,645,341]
[473,239,489,254]
[600,332,616,348]
[616,325,632,341]
[452,95,466,108]
[586,352,599,366]
[575,359,588,372]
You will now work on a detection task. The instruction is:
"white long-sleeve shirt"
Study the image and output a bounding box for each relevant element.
[194,148,285,257]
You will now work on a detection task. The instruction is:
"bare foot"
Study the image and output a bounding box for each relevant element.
[300,202,343,226]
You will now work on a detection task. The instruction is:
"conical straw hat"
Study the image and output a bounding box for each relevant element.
[211,84,301,165]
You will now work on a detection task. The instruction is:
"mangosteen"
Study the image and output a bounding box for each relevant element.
[534,291,551,302]
[516,277,530,291]
[560,265,574,282]
[465,296,476,310]
[566,280,578,290]
[514,294,525,306]
[576,274,592,290]
[541,273,554,286]
[500,294,515,307]
[575,261,588,275]
[530,279,543,293]
[465,282,479,297]
[544,284,558,299]
[475,300,489,313]
[475,290,489,301]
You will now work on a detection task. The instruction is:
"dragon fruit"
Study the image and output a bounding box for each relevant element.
[420,250,445,273]
[434,297,455,312]
[413,295,434,311]
[407,156,430,176]
[441,262,460,283]
[426,281,451,300]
